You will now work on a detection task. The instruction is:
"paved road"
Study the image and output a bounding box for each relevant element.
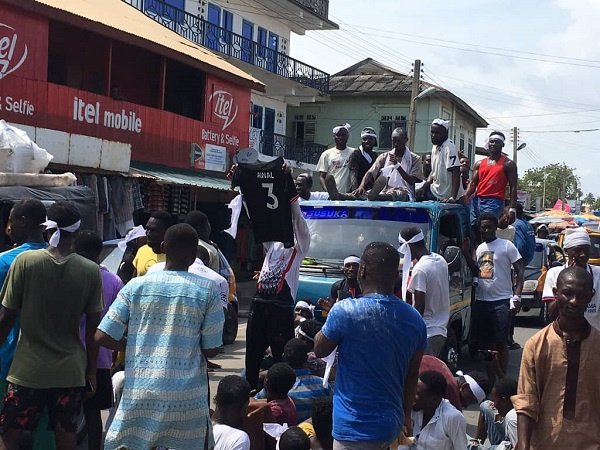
[206,311,543,438]
[75,309,540,448]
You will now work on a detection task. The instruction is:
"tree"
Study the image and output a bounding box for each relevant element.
[519,163,582,211]
[584,192,596,206]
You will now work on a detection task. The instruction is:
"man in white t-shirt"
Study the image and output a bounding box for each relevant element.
[316,123,355,195]
[402,227,450,358]
[212,376,251,450]
[542,226,600,328]
[465,212,524,381]
[417,118,463,202]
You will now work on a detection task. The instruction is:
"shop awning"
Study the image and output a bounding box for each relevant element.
[130,161,232,191]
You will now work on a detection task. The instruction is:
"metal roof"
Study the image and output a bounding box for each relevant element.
[23,0,264,91]
[130,161,232,191]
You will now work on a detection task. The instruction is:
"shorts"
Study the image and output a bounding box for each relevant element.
[83,369,113,411]
[0,383,83,433]
[472,299,510,345]
[470,196,504,226]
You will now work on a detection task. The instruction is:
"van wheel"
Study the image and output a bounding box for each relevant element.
[444,329,460,373]
[222,303,238,345]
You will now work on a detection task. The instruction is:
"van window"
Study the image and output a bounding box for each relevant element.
[438,213,462,254]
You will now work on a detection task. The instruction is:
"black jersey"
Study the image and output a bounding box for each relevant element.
[233,157,298,248]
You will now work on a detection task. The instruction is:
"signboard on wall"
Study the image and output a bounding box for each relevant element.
[191,143,227,172]
[0,3,252,171]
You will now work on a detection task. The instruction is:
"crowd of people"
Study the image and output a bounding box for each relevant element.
[0,117,596,450]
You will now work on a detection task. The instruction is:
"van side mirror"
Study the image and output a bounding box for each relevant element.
[443,246,462,274]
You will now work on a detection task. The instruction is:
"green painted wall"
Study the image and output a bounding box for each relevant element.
[288,95,479,161]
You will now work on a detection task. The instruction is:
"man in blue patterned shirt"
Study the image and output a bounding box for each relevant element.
[96,223,224,450]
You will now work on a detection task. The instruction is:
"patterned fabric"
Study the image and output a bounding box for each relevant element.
[0,383,83,432]
[132,179,144,211]
[98,271,224,450]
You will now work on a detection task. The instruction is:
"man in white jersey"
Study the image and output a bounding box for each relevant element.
[542,226,600,329]
[316,123,355,194]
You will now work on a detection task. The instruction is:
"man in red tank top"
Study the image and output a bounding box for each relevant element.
[461,131,518,228]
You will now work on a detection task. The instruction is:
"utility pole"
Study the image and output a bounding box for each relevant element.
[408,59,421,152]
[512,126,518,165]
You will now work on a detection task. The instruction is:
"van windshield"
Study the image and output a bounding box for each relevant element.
[301,204,431,263]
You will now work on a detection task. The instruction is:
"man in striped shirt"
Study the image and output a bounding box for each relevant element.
[255,339,332,422]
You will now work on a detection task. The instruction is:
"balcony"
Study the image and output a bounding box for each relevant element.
[293,0,329,21]
[124,0,330,92]
[260,130,326,165]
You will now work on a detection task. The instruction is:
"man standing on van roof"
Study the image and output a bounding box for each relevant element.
[417,119,463,203]
[462,130,518,226]
[348,127,378,192]
[316,124,355,194]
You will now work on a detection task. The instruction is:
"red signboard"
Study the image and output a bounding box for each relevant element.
[0,3,48,82]
[0,4,251,172]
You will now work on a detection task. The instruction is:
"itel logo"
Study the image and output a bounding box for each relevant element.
[209,90,238,131]
[0,23,27,80]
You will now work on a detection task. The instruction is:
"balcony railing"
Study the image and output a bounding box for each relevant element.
[124,0,330,92]
[293,0,329,21]
[260,130,326,165]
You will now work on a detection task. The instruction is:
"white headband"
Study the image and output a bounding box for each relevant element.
[432,118,449,130]
[344,256,361,266]
[398,231,425,302]
[297,328,314,342]
[462,374,486,403]
[295,300,315,318]
[361,131,377,139]
[118,225,146,250]
[42,219,81,247]
[333,123,351,135]
[563,227,590,249]
[489,133,505,143]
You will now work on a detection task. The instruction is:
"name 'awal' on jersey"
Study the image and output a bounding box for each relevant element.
[256,172,275,179]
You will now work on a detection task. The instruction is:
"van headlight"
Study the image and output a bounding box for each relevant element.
[523,280,538,293]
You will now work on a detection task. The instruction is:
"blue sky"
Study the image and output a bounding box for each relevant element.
[290,0,600,197]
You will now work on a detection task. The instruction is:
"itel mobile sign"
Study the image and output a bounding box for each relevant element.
[0,23,27,80]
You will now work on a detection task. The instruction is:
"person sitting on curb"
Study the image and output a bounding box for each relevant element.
[470,377,518,449]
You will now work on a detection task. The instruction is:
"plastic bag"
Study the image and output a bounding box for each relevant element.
[0,120,53,173]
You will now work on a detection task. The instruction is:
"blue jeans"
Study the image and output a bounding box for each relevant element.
[470,196,505,226]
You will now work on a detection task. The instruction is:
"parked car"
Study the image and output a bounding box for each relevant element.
[520,238,565,324]
[296,200,474,372]
[100,239,239,344]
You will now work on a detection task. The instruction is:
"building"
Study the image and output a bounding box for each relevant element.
[288,58,488,165]
[0,0,264,239]
[126,0,337,168]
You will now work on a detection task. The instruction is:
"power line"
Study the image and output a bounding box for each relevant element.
[521,128,600,133]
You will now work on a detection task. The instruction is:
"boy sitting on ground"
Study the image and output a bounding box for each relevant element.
[212,375,251,450]
[256,339,331,422]
[257,362,298,426]
[471,377,518,448]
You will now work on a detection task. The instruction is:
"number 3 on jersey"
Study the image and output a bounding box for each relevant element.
[262,183,279,210]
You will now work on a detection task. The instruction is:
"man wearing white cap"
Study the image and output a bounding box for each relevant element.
[542,226,600,328]
[462,130,518,228]
[316,123,355,194]
[401,227,450,358]
[417,119,463,202]
[348,127,378,192]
